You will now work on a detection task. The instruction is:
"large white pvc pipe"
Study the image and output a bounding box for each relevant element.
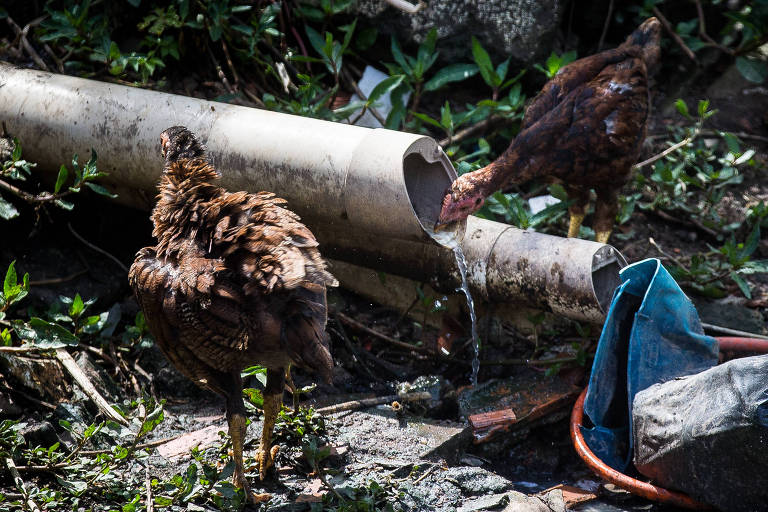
[0,61,457,244]
[0,62,625,322]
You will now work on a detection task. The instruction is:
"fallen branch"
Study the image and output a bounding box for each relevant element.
[315,391,431,415]
[54,347,129,426]
[4,456,42,512]
[335,311,432,354]
[652,7,697,62]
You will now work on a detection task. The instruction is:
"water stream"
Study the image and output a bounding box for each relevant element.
[429,229,480,387]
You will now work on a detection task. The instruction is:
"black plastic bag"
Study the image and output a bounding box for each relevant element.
[633,354,768,511]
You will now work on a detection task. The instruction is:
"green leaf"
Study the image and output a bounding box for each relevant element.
[55,199,75,211]
[367,74,405,105]
[4,261,18,299]
[675,98,690,118]
[69,293,84,318]
[739,224,760,260]
[340,18,356,53]
[697,99,709,118]
[424,63,479,92]
[440,101,453,132]
[85,182,117,198]
[304,25,326,57]
[11,138,21,161]
[730,271,751,299]
[722,132,741,154]
[411,112,443,129]
[471,36,497,87]
[736,56,768,84]
[15,317,78,347]
[495,57,510,83]
[54,165,68,194]
[390,36,411,75]
[0,196,19,220]
[242,387,264,407]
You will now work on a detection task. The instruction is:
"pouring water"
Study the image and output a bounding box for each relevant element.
[429,229,480,387]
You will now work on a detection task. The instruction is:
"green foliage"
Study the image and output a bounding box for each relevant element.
[0,139,113,218]
[0,261,29,313]
[533,50,577,79]
[666,224,768,299]
[629,0,768,83]
[634,99,755,236]
[274,406,326,445]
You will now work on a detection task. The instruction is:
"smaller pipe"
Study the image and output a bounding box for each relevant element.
[570,389,711,510]
[702,322,768,341]
[717,337,768,353]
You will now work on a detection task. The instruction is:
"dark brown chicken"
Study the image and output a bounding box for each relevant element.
[128,126,337,498]
[436,18,661,243]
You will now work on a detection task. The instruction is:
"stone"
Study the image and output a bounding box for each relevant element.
[333,406,472,465]
[0,390,22,418]
[442,466,514,496]
[20,419,59,448]
[352,0,564,65]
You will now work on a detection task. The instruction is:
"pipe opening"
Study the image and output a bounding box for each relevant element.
[591,246,627,313]
[403,152,454,234]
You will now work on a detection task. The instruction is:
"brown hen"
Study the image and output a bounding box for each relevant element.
[128,126,337,498]
[436,18,661,243]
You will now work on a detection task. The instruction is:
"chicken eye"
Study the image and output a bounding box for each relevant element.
[474,198,482,206]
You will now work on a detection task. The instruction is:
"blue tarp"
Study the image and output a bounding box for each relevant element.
[580,258,719,472]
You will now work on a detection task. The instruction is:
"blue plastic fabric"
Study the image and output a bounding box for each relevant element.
[580,258,719,472]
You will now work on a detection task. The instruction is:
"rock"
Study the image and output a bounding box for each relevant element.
[442,466,514,496]
[0,390,22,418]
[352,0,564,64]
[19,420,59,448]
[333,406,472,465]
[692,297,767,336]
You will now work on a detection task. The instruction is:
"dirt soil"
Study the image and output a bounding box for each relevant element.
[1,36,767,512]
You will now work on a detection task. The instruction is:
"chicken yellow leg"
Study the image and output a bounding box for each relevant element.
[256,368,284,480]
[228,411,250,492]
[567,213,586,238]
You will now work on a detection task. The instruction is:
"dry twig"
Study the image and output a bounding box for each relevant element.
[335,311,432,354]
[315,391,431,415]
[438,115,508,148]
[341,68,387,126]
[68,222,129,273]
[6,16,49,72]
[4,456,42,512]
[597,0,614,51]
[54,347,129,426]
[652,7,697,62]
